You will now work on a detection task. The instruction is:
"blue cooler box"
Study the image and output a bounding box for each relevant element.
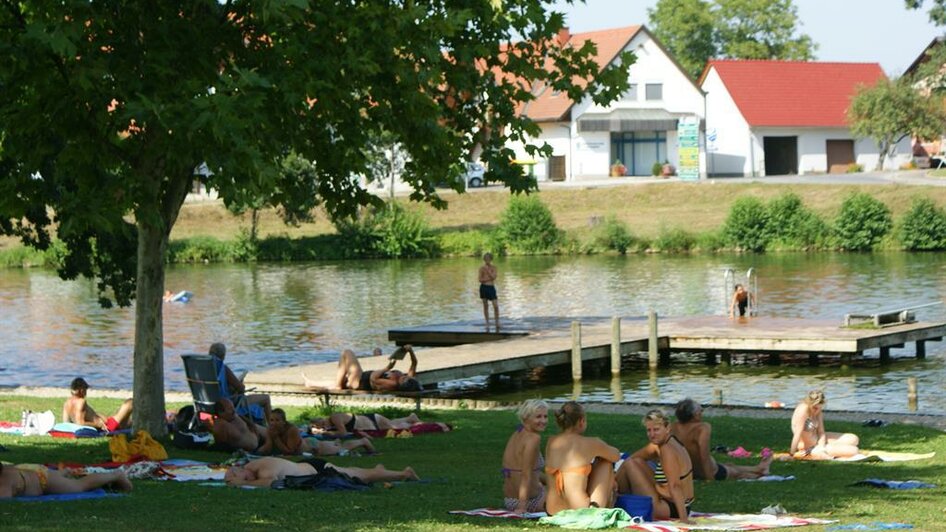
[615,494,652,522]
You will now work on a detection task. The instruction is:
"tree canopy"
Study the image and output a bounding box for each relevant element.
[847,78,945,170]
[649,0,816,79]
[907,0,946,25]
[0,0,633,434]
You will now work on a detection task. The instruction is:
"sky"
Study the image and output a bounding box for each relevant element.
[550,0,942,76]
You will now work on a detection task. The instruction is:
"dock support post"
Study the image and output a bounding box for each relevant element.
[879,346,891,364]
[841,353,854,367]
[808,354,819,366]
[705,352,717,365]
[907,377,918,411]
[916,340,926,359]
[571,321,582,381]
[713,388,723,406]
[721,352,731,366]
[648,310,658,370]
[611,317,621,377]
[610,377,624,403]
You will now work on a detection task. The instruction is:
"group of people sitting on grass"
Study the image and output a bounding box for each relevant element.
[502,390,860,522]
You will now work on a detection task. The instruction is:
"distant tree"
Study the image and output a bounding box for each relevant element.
[714,0,816,60]
[847,78,945,170]
[648,0,718,79]
[649,0,816,79]
[906,0,946,25]
[0,2,633,435]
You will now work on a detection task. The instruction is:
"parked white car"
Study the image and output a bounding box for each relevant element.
[462,162,486,187]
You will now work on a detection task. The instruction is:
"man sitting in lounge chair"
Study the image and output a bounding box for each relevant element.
[224,456,418,488]
[211,398,268,453]
[209,342,272,422]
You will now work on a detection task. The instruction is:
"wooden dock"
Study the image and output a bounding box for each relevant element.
[245,315,946,393]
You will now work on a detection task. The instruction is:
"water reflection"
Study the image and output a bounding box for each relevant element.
[0,253,944,414]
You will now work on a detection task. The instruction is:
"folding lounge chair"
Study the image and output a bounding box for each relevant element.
[181,354,263,430]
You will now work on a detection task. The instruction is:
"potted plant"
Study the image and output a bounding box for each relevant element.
[650,161,663,176]
[610,159,626,177]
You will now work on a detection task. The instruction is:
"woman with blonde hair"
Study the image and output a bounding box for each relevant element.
[790,390,859,459]
[544,401,621,515]
[501,399,549,514]
[617,409,694,523]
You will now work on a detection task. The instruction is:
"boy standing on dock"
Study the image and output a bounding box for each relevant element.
[479,252,500,330]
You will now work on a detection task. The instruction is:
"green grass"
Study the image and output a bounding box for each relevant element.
[2,396,946,530]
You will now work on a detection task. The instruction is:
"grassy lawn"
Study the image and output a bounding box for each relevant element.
[167,182,946,242]
[2,396,945,530]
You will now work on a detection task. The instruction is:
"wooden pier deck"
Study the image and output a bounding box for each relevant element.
[245,315,946,392]
[246,317,666,393]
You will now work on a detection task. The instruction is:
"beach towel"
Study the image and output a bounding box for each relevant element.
[852,479,936,489]
[739,475,796,482]
[775,451,935,463]
[539,507,640,529]
[1,489,126,503]
[48,422,132,439]
[626,513,837,531]
[826,524,913,531]
[449,508,547,519]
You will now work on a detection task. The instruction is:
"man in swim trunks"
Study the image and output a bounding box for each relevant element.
[0,462,133,498]
[478,252,500,330]
[224,456,419,488]
[671,399,772,481]
[211,398,268,453]
[61,377,133,432]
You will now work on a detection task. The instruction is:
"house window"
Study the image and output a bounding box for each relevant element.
[645,83,663,101]
[610,131,666,176]
[624,84,638,101]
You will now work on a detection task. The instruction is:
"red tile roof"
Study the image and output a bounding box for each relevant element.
[701,60,887,127]
[521,25,642,122]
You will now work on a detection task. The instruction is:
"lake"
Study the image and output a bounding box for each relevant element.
[1,252,944,413]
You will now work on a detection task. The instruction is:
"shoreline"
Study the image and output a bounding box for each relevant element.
[4,386,945,431]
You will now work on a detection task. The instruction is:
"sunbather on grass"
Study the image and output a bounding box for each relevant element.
[224,456,418,488]
[61,377,133,432]
[544,401,620,516]
[211,398,268,453]
[502,399,548,514]
[790,390,860,459]
[0,462,132,498]
[671,398,772,480]
[308,411,448,436]
[259,408,375,456]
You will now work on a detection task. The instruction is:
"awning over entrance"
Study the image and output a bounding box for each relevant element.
[577,108,695,133]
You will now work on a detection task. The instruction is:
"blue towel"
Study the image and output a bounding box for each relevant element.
[3,489,126,503]
[853,478,936,489]
[827,523,913,531]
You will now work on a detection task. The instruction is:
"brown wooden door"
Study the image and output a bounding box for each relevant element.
[549,155,566,181]
[826,140,855,173]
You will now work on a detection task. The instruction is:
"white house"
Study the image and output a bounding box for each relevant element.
[700,60,912,176]
[510,26,706,180]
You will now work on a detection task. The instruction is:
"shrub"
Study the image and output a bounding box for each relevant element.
[834,192,892,251]
[334,203,437,258]
[498,195,562,254]
[899,197,946,250]
[651,161,663,176]
[765,192,829,249]
[652,226,695,252]
[722,196,770,252]
[846,163,864,173]
[592,216,635,254]
[438,229,494,256]
[168,236,232,263]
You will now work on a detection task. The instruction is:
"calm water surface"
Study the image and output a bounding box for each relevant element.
[1,253,945,413]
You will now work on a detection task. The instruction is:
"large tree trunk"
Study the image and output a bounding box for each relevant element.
[133,219,169,436]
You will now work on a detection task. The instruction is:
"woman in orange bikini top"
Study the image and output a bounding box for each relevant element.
[543,401,621,516]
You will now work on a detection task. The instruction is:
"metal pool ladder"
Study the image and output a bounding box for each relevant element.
[723,267,758,316]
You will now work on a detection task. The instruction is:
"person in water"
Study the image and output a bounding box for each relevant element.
[543,401,620,515]
[501,399,549,514]
[729,284,754,318]
[617,409,694,524]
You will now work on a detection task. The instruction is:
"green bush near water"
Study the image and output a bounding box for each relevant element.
[722,196,770,252]
[898,197,946,251]
[497,195,562,254]
[765,192,829,250]
[334,202,438,259]
[591,216,635,254]
[652,226,696,252]
[835,192,893,251]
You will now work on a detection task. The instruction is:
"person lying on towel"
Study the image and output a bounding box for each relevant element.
[0,462,132,498]
[223,456,418,488]
[259,408,375,456]
[308,411,448,437]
